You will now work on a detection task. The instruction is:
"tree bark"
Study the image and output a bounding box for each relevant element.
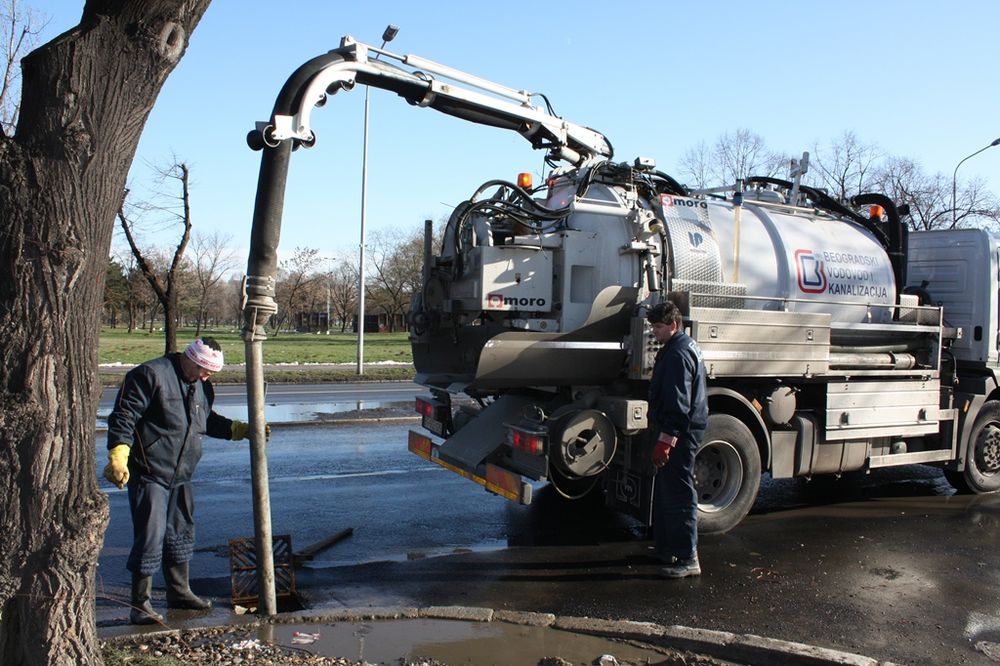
[0,2,210,664]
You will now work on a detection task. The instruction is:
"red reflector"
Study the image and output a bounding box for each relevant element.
[415,398,433,417]
[408,431,433,459]
[486,464,523,501]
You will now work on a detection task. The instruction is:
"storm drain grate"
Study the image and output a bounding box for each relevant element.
[228,534,297,607]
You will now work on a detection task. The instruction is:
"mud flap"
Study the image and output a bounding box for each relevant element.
[436,394,535,470]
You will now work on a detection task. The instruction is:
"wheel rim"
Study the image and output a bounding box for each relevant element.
[973,421,1000,476]
[695,440,744,513]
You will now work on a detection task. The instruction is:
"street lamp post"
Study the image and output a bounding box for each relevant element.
[357,25,399,375]
[952,136,1000,226]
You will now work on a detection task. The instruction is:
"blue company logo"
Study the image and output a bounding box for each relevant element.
[688,231,704,247]
[795,249,827,293]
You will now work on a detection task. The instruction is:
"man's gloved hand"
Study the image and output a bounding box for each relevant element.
[652,432,677,468]
[231,420,271,441]
[103,444,131,489]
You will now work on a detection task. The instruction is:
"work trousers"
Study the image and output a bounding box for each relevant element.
[652,429,703,561]
[126,476,196,576]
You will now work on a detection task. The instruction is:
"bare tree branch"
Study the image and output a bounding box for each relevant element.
[116,161,194,352]
[809,131,883,201]
[0,0,46,136]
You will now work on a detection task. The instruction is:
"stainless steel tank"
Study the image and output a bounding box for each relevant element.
[660,194,896,324]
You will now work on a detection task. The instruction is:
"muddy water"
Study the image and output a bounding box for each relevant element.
[258,619,677,665]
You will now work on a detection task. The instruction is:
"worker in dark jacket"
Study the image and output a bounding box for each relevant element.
[647,301,708,578]
[103,337,260,624]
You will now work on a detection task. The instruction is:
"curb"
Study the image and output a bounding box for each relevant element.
[102,605,901,666]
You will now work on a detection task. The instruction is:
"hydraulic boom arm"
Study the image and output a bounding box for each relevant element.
[250,36,613,165]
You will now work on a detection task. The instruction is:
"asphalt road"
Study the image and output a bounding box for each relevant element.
[94,395,1000,665]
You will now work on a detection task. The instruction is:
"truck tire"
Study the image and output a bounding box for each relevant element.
[950,400,1000,494]
[696,413,761,534]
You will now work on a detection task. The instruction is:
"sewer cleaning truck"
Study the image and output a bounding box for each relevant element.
[243,36,1000,534]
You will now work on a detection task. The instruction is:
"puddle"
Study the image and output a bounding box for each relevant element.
[96,400,412,429]
[259,619,672,665]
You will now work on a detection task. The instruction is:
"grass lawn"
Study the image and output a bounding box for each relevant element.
[99,328,415,385]
[99,328,413,365]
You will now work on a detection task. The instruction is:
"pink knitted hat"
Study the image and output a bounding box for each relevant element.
[184,339,224,372]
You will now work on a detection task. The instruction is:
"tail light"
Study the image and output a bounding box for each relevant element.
[415,397,435,417]
[506,424,547,456]
[415,395,449,436]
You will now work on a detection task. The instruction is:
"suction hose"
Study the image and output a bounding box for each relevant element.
[241,50,348,617]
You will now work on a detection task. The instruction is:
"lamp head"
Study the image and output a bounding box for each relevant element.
[383,25,399,43]
[991,137,1000,147]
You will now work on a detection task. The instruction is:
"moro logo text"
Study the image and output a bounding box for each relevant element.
[486,293,547,309]
[660,194,708,209]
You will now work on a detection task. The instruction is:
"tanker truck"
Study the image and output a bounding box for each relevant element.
[243,36,1000,535]
[406,164,1000,532]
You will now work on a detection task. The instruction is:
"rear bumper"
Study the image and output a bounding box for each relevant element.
[408,430,533,504]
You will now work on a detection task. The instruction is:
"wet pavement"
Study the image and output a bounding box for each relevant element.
[286,488,999,665]
[95,393,1000,665]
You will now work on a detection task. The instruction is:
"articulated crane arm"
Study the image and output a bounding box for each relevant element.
[253,36,613,164]
[239,37,611,616]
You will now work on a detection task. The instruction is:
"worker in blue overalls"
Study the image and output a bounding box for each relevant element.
[103,337,263,624]
[647,301,708,578]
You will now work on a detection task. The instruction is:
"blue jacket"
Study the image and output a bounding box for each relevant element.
[648,330,708,438]
[107,353,232,486]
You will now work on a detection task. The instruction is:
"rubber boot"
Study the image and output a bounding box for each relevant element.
[129,574,163,625]
[164,562,212,610]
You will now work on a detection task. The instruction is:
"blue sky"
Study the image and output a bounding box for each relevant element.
[29,1,1000,265]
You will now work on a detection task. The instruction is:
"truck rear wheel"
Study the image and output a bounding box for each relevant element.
[949,400,1000,494]
[696,413,761,534]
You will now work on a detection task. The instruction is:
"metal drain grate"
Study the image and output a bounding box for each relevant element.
[228,534,297,606]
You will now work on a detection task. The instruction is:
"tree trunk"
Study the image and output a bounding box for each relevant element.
[0,2,211,664]
[164,282,178,352]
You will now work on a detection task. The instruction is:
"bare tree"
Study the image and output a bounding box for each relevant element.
[327,257,358,333]
[873,156,1000,231]
[0,2,211,663]
[0,0,44,134]
[228,274,245,328]
[190,230,235,335]
[874,157,947,231]
[808,131,882,202]
[117,160,195,353]
[272,246,323,334]
[368,229,423,332]
[678,128,786,188]
[111,247,155,333]
[712,128,786,185]
[679,129,1000,230]
[951,175,1000,230]
[677,140,712,189]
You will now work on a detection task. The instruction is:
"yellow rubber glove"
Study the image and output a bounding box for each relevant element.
[103,444,130,489]
[231,420,270,441]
